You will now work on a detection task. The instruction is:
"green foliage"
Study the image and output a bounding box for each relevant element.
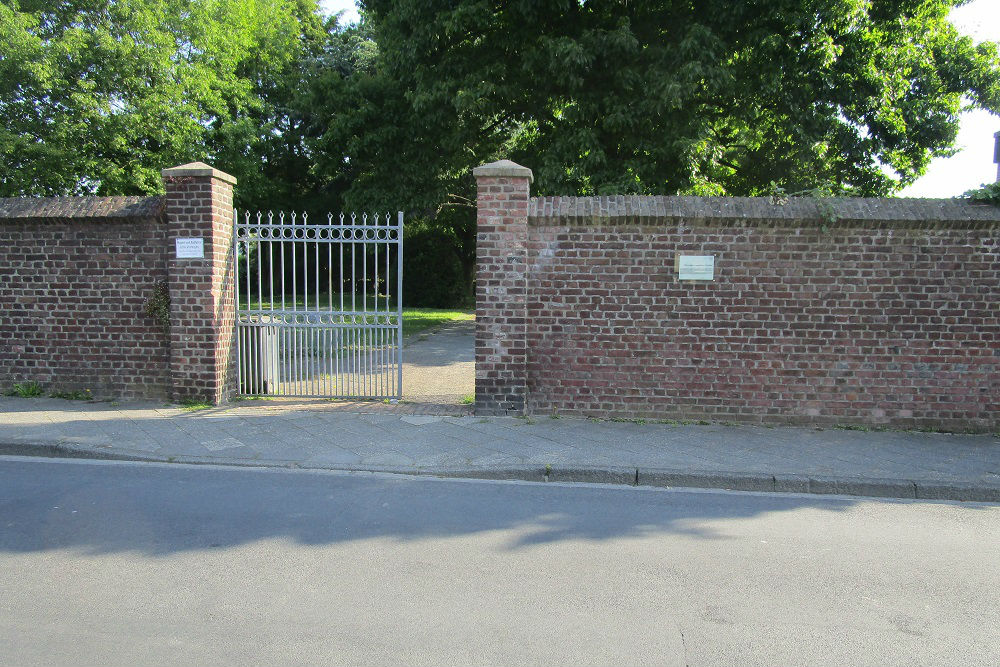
[5,381,44,398]
[301,20,481,303]
[353,0,999,200]
[402,219,472,308]
[303,0,1000,304]
[768,181,841,224]
[143,280,171,334]
[0,0,328,203]
[400,308,474,338]
[178,398,212,411]
[5,0,999,309]
[49,389,93,400]
[960,181,1000,204]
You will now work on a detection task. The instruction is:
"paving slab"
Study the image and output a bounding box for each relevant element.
[0,396,998,502]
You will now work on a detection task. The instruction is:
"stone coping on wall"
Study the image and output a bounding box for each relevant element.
[0,195,165,224]
[528,195,1000,229]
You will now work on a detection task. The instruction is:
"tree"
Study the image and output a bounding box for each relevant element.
[305,18,480,305]
[351,0,1000,199]
[0,0,327,207]
[309,0,998,305]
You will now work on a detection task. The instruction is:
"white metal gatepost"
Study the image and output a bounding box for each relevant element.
[234,210,403,399]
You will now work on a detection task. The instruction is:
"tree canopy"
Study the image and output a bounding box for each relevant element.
[2,0,999,304]
[0,0,327,205]
[350,0,1000,201]
[3,0,998,203]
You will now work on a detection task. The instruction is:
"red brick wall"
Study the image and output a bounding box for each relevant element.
[0,197,171,399]
[1,162,238,404]
[474,173,1000,430]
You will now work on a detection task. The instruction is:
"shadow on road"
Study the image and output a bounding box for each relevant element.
[0,457,889,557]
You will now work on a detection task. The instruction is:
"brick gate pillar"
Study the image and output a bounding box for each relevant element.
[473,160,533,416]
[161,162,237,404]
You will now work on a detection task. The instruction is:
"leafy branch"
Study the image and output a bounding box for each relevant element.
[960,182,1000,205]
[143,280,171,334]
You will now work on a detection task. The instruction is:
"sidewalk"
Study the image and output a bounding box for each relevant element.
[1,395,998,502]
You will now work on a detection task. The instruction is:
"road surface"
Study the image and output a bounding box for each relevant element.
[0,456,997,666]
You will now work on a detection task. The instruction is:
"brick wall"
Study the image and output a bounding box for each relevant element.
[0,197,171,398]
[475,162,1000,431]
[1,162,238,403]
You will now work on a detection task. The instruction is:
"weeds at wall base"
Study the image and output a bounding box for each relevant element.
[49,389,94,401]
[829,423,993,436]
[3,383,96,401]
[561,413,993,436]
[4,382,45,398]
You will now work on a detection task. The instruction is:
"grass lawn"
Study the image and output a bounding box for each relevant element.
[241,293,472,339]
[401,307,474,338]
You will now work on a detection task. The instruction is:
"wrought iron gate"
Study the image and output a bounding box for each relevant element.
[234,210,403,399]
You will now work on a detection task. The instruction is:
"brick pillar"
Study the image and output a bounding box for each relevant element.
[473,160,533,416]
[161,162,237,404]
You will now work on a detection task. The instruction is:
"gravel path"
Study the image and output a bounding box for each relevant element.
[402,319,474,405]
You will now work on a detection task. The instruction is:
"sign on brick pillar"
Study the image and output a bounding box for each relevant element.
[994,130,1000,182]
[472,160,533,416]
[161,162,237,405]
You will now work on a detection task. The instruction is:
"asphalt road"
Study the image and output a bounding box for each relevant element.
[1,456,997,666]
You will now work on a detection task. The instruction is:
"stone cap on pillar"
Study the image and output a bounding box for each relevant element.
[473,160,533,184]
[162,161,237,186]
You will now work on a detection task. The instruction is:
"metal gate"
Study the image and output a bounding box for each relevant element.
[234,210,403,399]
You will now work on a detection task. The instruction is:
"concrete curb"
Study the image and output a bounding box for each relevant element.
[2,442,998,503]
[0,442,154,462]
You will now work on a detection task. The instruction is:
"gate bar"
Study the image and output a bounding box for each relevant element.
[397,211,404,397]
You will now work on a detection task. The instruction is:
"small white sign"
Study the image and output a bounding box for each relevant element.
[175,237,204,259]
[677,255,715,281]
